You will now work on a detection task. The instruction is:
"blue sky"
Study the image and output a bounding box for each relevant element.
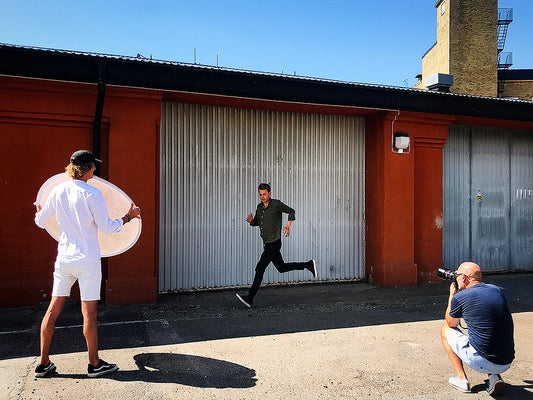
[1,0,531,88]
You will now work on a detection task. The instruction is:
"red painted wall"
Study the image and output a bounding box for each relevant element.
[0,77,161,307]
[102,87,161,304]
[400,113,452,283]
[365,111,453,286]
[2,76,533,307]
[365,112,417,286]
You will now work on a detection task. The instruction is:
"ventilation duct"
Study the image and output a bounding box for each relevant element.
[426,73,453,92]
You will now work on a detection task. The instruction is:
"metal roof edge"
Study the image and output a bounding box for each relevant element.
[1,43,533,122]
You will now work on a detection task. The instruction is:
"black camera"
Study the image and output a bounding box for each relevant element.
[437,267,458,288]
[437,267,456,281]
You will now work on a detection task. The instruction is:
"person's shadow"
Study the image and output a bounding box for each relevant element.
[57,353,257,389]
[471,379,533,399]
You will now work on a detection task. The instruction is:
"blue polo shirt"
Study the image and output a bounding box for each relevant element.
[450,282,515,365]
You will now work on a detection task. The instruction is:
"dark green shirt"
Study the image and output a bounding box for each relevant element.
[251,199,295,243]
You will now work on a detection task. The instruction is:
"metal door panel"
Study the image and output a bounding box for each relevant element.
[444,125,533,272]
[511,131,533,269]
[470,128,510,271]
[159,102,366,291]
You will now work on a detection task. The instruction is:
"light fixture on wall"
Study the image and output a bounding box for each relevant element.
[393,132,410,154]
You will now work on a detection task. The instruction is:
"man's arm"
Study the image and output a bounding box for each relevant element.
[35,195,56,229]
[246,213,257,226]
[278,201,295,237]
[282,220,292,237]
[246,204,259,226]
[278,201,296,222]
[445,283,460,328]
[121,203,141,224]
[90,191,124,234]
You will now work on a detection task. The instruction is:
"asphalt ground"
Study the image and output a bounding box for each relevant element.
[1,273,532,400]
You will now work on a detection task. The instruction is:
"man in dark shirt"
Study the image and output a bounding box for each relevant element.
[441,262,514,395]
[236,183,316,307]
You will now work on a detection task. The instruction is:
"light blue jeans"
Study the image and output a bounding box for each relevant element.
[447,328,511,374]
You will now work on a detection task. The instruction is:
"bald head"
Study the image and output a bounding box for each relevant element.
[457,262,482,281]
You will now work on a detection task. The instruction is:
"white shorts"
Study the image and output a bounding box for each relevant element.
[52,259,102,301]
[446,328,512,374]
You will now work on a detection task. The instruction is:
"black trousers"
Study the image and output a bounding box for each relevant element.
[248,239,308,299]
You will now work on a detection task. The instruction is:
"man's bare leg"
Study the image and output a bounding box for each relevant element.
[441,324,468,380]
[81,300,99,366]
[39,296,67,366]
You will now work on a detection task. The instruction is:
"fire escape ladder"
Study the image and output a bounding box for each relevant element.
[497,8,513,70]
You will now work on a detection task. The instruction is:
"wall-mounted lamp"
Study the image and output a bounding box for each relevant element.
[393,132,410,154]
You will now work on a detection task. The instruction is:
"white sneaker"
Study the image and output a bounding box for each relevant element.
[308,260,317,278]
[487,374,505,396]
[236,293,253,308]
[449,376,470,393]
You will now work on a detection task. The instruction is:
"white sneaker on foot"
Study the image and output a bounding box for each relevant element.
[236,293,253,308]
[449,376,470,393]
[487,374,505,396]
[308,260,317,278]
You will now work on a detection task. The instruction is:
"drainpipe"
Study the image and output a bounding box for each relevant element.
[93,59,106,175]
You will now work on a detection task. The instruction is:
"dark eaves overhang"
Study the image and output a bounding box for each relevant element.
[2,43,533,122]
[498,69,533,81]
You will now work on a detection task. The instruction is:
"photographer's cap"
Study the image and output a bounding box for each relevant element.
[70,150,102,166]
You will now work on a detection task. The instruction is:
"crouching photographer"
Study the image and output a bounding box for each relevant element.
[440,262,514,395]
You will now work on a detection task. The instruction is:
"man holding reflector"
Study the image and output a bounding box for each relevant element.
[34,150,141,378]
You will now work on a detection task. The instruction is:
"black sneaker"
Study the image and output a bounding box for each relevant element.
[487,374,505,396]
[87,359,118,378]
[236,293,253,308]
[307,260,317,278]
[34,361,56,377]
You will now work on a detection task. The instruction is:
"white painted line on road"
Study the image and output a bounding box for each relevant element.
[0,319,170,335]
[0,328,32,335]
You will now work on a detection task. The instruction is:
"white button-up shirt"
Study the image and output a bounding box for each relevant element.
[35,179,123,265]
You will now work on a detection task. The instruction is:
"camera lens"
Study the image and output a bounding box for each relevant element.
[437,267,456,281]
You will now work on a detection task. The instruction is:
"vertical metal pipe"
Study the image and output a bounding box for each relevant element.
[93,59,106,175]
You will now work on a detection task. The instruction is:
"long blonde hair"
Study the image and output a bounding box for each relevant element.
[65,162,93,179]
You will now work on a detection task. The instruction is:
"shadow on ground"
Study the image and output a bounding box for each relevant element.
[471,379,533,399]
[1,274,532,361]
[42,353,257,388]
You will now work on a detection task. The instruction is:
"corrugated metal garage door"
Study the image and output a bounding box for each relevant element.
[443,125,533,272]
[159,102,365,291]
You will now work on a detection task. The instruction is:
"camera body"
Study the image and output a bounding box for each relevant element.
[437,267,458,288]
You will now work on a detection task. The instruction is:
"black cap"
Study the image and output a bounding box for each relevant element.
[70,150,102,166]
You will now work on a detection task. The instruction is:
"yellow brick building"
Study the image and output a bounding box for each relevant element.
[415,0,498,97]
[415,0,533,100]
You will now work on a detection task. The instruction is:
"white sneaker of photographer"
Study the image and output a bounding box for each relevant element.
[487,374,505,395]
[449,376,470,393]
